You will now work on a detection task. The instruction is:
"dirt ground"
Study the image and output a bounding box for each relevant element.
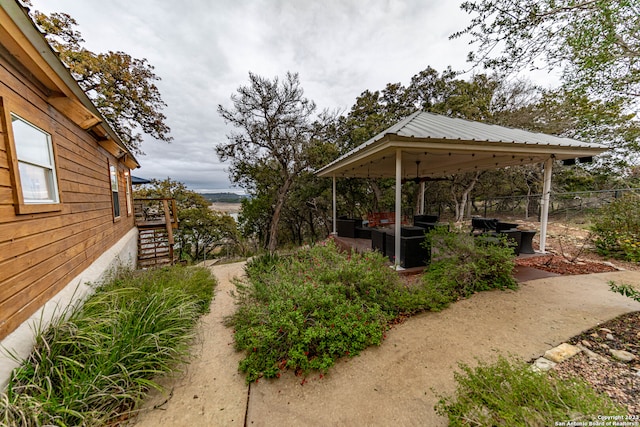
[130,250,640,426]
[513,218,640,272]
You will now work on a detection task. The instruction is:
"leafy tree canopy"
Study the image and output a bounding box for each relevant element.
[454,0,640,104]
[31,8,172,154]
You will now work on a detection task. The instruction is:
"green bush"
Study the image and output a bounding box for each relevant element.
[421,228,517,304]
[609,280,640,302]
[0,265,216,427]
[436,356,626,426]
[231,236,519,383]
[230,242,397,382]
[592,194,640,262]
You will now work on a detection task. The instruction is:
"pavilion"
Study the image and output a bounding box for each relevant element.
[315,111,608,266]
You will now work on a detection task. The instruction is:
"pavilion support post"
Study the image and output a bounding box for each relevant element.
[539,157,553,252]
[332,175,337,235]
[395,149,402,268]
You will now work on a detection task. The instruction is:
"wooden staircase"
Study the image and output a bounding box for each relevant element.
[134,198,178,268]
[138,228,173,268]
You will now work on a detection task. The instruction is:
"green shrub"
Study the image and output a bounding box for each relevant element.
[609,280,640,302]
[421,228,517,305]
[0,265,216,427]
[436,356,626,426]
[592,194,640,262]
[229,242,396,382]
[231,236,520,383]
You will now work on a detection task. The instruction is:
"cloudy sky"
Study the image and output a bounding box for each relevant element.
[33,0,479,193]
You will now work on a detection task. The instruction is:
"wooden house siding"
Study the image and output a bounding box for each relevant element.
[0,53,135,339]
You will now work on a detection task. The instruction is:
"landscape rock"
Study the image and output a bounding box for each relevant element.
[544,343,582,363]
[601,261,621,270]
[581,340,592,347]
[532,357,557,372]
[600,328,613,334]
[606,333,615,340]
[577,344,610,363]
[610,349,636,363]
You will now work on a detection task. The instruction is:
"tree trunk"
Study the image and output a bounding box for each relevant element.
[307,210,316,241]
[414,183,422,215]
[370,180,383,212]
[268,177,293,253]
[453,172,481,222]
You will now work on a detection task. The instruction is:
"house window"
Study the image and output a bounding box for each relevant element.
[110,165,120,218]
[10,113,60,204]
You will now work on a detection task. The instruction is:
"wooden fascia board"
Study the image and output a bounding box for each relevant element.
[123,155,139,170]
[0,5,76,98]
[97,138,140,169]
[98,138,125,158]
[47,95,101,129]
[0,6,61,91]
[317,134,607,178]
[0,3,140,168]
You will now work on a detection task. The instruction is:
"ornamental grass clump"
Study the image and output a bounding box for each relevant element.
[436,356,626,426]
[0,265,216,427]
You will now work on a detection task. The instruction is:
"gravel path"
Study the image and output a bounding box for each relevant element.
[132,265,640,426]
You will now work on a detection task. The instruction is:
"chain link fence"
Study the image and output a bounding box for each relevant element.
[426,188,640,222]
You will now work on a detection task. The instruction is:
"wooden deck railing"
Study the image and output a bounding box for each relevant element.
[134,198,178,229]
[134,197,178,246]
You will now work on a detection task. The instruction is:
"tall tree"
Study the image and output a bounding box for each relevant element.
[217,72,327,252]
[31,10,172,154]
[454,0,640,103]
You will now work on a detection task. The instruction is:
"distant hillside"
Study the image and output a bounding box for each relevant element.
[200,192,248,203]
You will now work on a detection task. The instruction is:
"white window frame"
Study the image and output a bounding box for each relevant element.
[10,113,60,204]
[110,164,121,219]
[2,100,62,215]
[124,171,132,216]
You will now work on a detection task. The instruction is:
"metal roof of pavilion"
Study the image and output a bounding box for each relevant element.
[316,111,607,179]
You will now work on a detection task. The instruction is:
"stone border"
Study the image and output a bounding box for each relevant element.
[532,341,637,373]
